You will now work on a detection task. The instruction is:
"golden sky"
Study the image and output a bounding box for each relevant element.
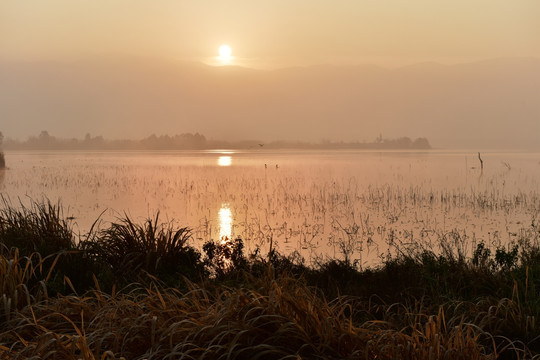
[1,0,539,67]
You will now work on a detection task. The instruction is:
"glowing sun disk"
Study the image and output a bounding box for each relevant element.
[217,44,233,64]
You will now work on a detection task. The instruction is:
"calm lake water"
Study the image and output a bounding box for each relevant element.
[0,149,539,266]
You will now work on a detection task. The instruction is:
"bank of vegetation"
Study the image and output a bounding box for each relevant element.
[0,200,538,359]
[1,130,431,151]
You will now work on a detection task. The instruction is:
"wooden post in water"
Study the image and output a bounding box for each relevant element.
[477,152,484,171]
[0,131,4,169]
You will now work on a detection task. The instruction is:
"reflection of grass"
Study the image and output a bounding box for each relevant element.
[0,151,4,168]
[0,200,540,358]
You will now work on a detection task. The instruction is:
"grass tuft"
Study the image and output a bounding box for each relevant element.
[83,212,204,285]
[0,197,75,257]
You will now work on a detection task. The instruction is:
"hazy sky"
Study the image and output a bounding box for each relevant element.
[1,1,539,67]
[1,1,539,149]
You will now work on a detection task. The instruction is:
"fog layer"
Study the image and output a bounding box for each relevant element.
[1,57,539,149]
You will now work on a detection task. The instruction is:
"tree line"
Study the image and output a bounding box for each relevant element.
[0,131,431,150]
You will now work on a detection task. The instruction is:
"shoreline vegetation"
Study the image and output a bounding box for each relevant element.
[0,200,539,358]
[1,131,431,151]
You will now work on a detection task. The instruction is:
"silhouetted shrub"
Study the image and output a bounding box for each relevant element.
[203,237,247,277]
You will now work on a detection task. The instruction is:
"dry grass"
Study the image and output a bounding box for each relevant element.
[0,272,529,359]
[0,249,57,319]
[0,201,539,358]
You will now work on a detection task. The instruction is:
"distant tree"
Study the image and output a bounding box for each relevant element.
[391,137,412,148]
[143,134,159,149]
[412,137,431,149]
[37,131,56,148]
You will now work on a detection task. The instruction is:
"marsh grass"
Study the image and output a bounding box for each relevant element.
[0,248,57,321]
[0,197,75,256]
[0,201,539,358]
[83,212,204,286]
[0,152,4,169]
[1,273,534,359]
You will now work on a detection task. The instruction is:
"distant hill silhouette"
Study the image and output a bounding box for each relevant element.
[1,57,538,149]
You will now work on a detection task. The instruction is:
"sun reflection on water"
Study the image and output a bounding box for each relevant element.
[218,205,232,241]
[218,156,232,166]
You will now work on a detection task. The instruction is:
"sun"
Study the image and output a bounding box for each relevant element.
[217,44,233,65]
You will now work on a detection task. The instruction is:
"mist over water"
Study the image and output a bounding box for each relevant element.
[1,149,538,266]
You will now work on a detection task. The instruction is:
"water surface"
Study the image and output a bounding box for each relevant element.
[1,149,538,266]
